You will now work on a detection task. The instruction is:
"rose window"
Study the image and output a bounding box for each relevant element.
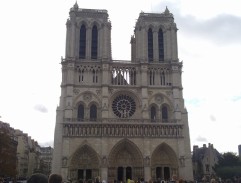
[112,94,136,118]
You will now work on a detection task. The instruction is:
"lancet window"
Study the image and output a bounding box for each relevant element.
[90,104,97,121]
[148,28,153,62]
[78,104,85,121]
[150,106,157,122]
[158,28,164,61]
[79,25,86,59]
[91,25,98,59]
[162,106,168,121]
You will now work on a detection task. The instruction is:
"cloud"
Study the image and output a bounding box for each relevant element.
[177,14,241,45]
[34,104,48,113]
[209,115,216,122]
[196,136,208,142]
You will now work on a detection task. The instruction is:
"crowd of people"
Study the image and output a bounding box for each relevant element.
[0,174,63,183]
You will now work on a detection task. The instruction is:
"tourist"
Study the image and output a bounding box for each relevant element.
[49,174,63,183]
[27,173,48,183]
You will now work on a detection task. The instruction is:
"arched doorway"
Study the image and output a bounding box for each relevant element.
[69,144,100,182]
[108,139,143,182]
[151,143,178,181]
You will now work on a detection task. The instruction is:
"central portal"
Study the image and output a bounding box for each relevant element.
[78,169,92,181]
[108,139,144,182]
[117,167,132,182]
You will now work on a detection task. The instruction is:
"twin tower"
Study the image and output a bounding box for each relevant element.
[52,3,193,182]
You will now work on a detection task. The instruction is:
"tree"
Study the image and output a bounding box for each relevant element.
[214,152,241,180]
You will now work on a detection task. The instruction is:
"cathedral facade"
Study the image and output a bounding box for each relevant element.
[52,3,193,182]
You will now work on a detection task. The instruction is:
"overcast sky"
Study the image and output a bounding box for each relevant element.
[0,0,241,154]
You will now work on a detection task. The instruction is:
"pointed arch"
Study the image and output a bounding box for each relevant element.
[90,104,97,121]
[151,143,178,180]
[77,103,85,121]
[108,139,143,166]
[108,139,144,182]
[148,28,153,62]
[91,25,98,59]
[69,144,101,181]
[158,28,164,61]
[79,24,86,59]
[70,144,100,168]
[161,103,171,122]
[149,104,159,122]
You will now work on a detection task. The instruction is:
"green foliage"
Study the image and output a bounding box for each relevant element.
[214,152,241,180]
[218,152,241,166]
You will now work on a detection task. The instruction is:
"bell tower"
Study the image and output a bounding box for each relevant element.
[65,3,112,61]
[52,3,193,182]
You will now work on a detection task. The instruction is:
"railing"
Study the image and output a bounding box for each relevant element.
[64,118,179,123]
[62,123,183,138]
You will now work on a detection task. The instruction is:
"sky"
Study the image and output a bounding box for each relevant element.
[0,0,241,154]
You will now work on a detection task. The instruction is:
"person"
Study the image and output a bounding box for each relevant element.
[27,173,48,183]
[48,174,63,183]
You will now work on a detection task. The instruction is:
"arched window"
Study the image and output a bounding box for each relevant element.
[78,104,84,121]
[91,25,98,59]
[148,28,153,62]
[79,24,86,59]
[90,104,97,121]
[158,28,164,61]
[162,106,168,121]
[151,106,156,122]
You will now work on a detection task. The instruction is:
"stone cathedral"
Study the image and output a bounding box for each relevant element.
[52,3,193,182]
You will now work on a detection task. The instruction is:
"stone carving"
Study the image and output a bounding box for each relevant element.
[145,156,150,166]
[63,123,183,137]
[83,93,92,101]
[155,95,163,104]
[179,156,185,167]
[62,157,68,167]
[96,90,101,95]
[73,88,80,95]
[102,156,107,166]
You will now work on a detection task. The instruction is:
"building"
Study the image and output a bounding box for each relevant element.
[15,130,42,178]
[192,144,220,182]
[0,121,18,178]
[52,3,193,182]
[39,146,53,176]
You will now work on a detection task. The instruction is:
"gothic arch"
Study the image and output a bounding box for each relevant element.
[90,21,101,30]
[69,144,101,169]
[149,103,159,121]
[151,143,178,180]
[146,24,154,32]
[74,91,101,106]
[108,139,144,182]
[68,143,101,182]
[108,139,143,167]
[77,21,88,28]
[148,93,174,110]
[157,25,167,32]
[161,103,172,121]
